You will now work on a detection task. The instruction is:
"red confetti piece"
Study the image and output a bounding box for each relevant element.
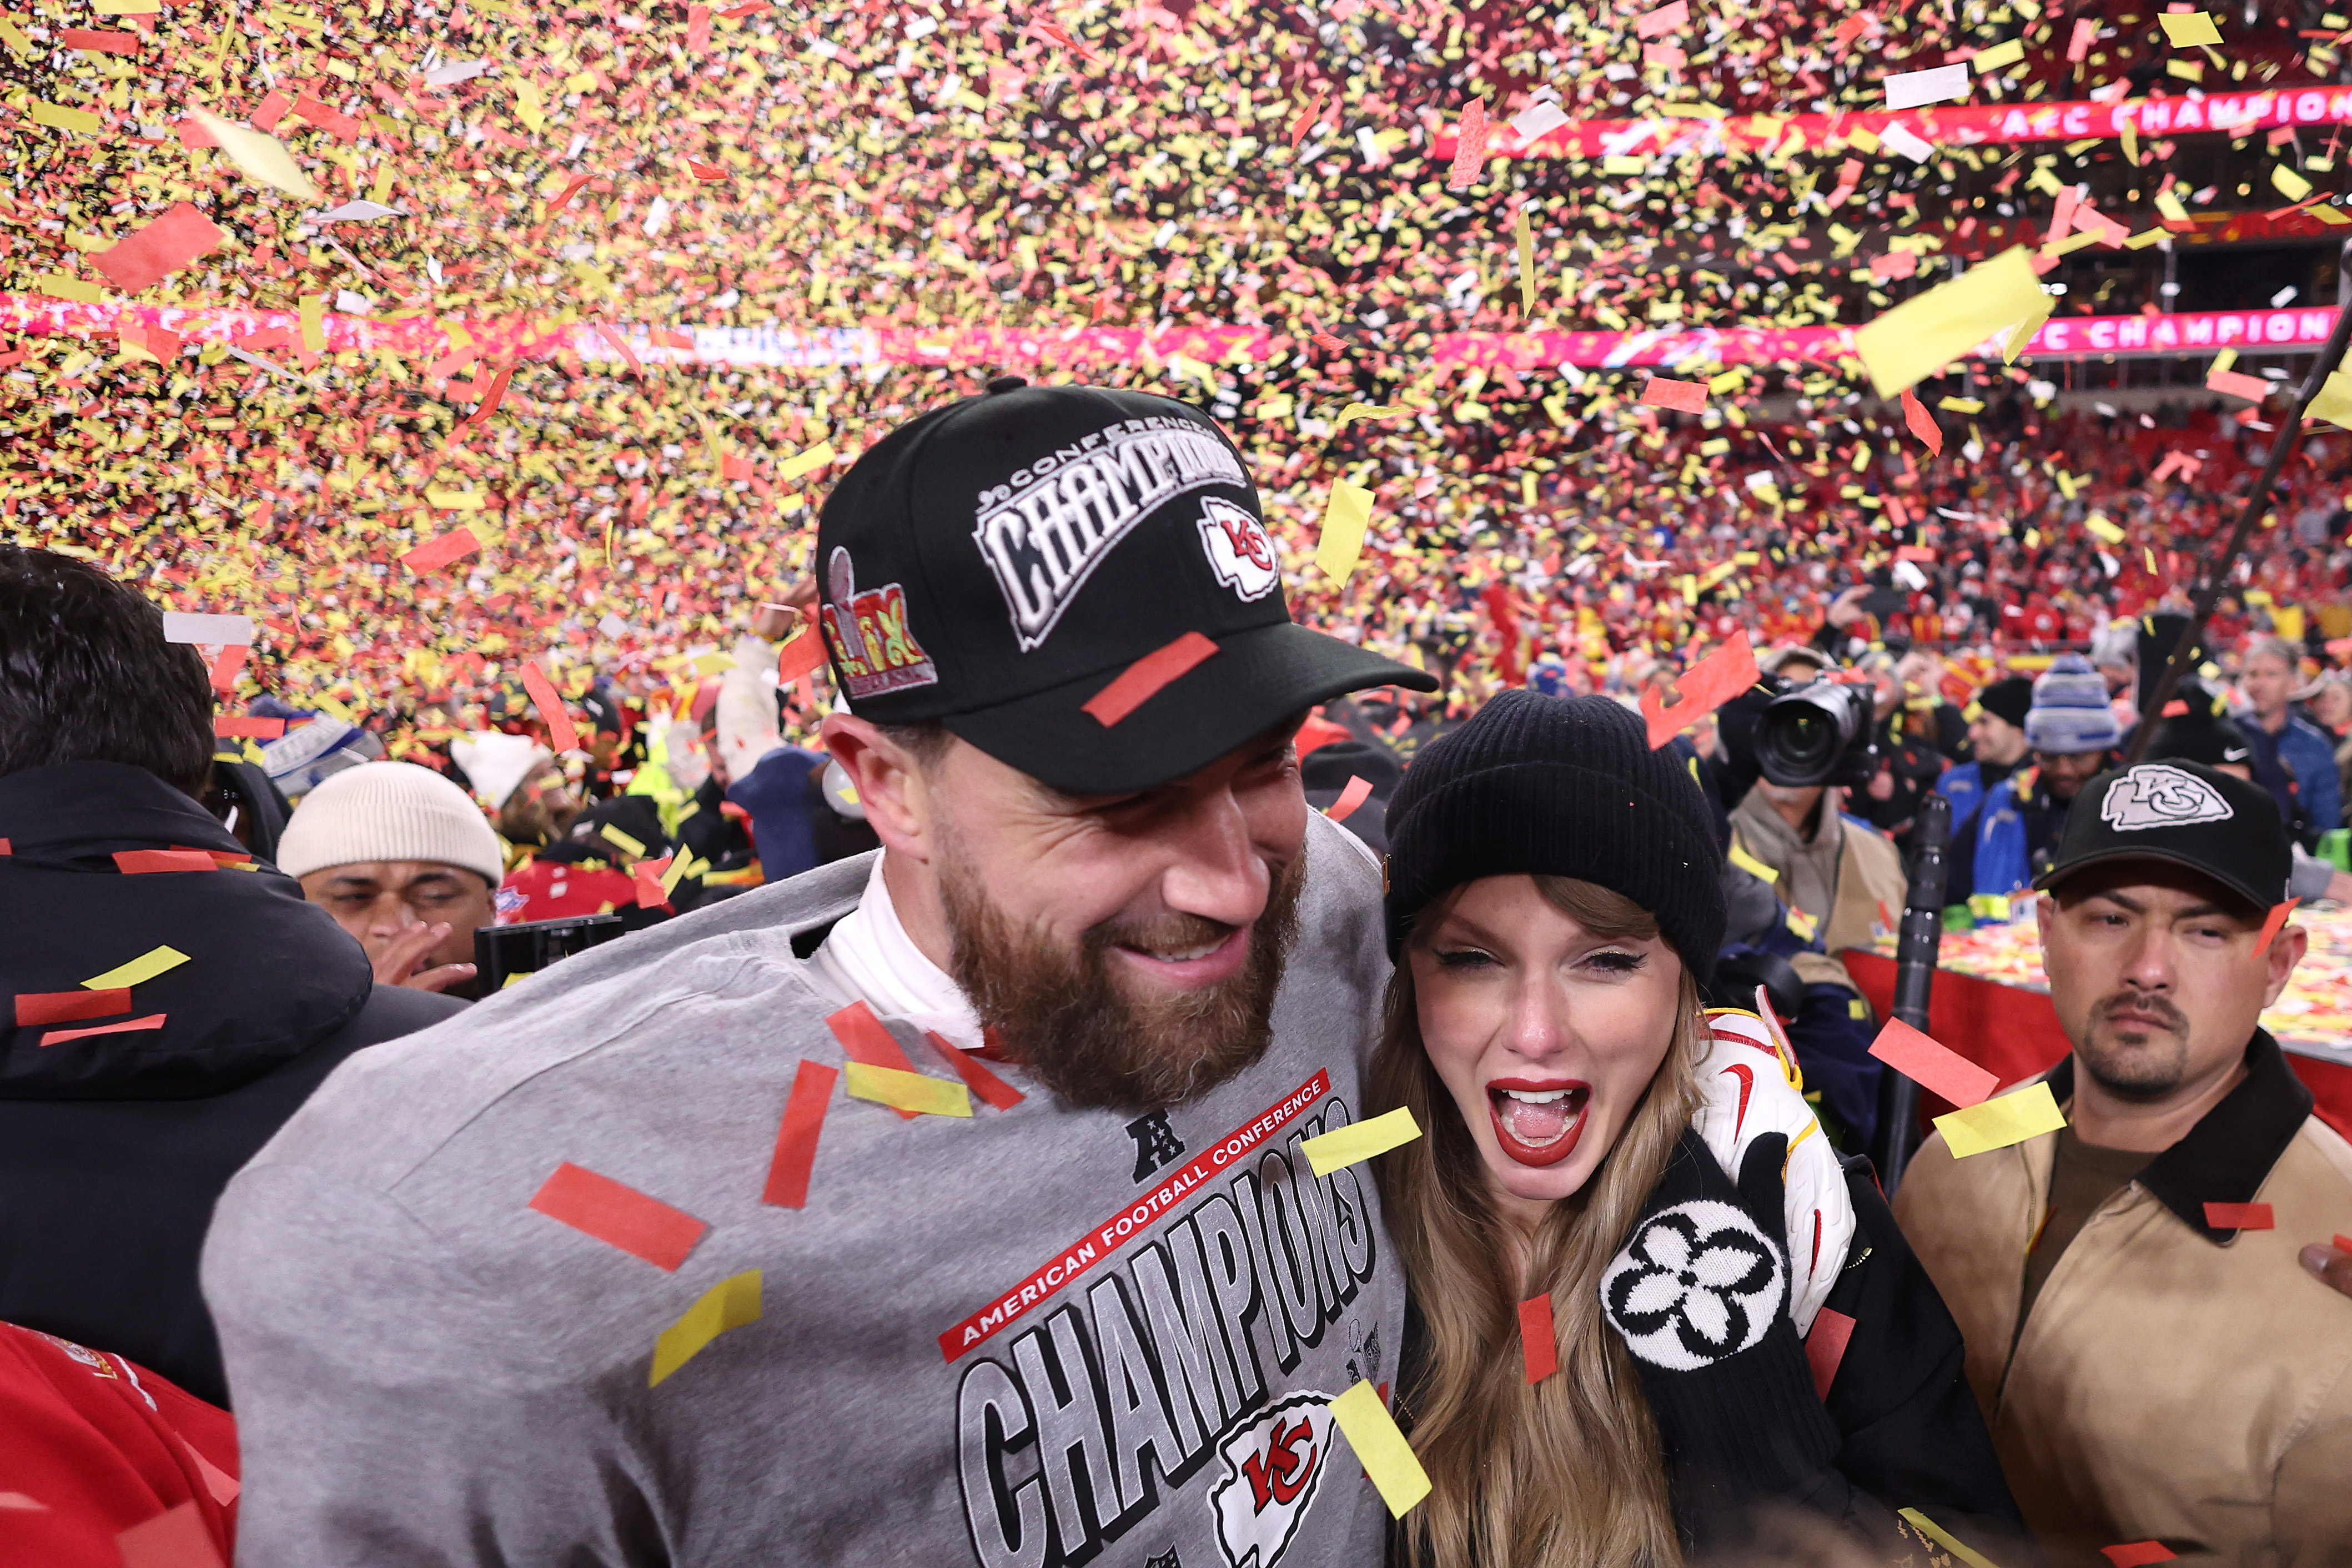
[687,3,712,51]
[292,94,363,140]
[1082,631,1220,727]
[60,27,140,52]
[2202,1202,2274,1230]
[2253,898,2299,957]
[1517,1293,1558,1382]
[252,89,291,129]
[113,850,219,874]
[521,662,581,753]
[1639,375,1707,413]
[466,363,515,424]
[1633,0,1687,37]
[2207,369,2274,402]
[15,988,133,1027]
[41,1013,168,1047]
[826,1001,920,1119]
[927,1031,1024,1112]
[775,611,826,684]
[400,526,481,576]
[632,855,674,912]
[1446,97,1489,190]
[1639,634,1761,748]
[2102,1545,2177,1567]
[595,321,645,376]
[214,715,287,739]
[1901,389,1943,456]
[174,115,218,149]
[116,1500,224,1568]
[1805,1306,1856,1400]
[1868,1018,1997,1108]
[90,204,227,294]
[207,643,247,693]
[1325,775,1375,822]
[527,1160,709,1270]
[763,1058,838,1207]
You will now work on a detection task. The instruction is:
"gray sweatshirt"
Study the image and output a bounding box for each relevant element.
[202,814,1405,1568]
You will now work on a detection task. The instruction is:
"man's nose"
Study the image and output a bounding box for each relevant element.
[1157,790,1272,928]
[2120,927,2175,992]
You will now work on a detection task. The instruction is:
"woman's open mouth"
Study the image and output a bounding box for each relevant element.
[1486,1078,1592,1167]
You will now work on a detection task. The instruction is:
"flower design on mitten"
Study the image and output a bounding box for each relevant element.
[1601,1199,1784,1371]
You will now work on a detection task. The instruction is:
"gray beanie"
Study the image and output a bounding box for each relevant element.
[275,761,505,886]
[2024,654,2120,755]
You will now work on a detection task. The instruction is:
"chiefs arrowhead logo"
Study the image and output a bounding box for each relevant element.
[1209,1391,1334,1568]
[1197,496,1280,603]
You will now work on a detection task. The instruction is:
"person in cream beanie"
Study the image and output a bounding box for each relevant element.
[277,762,505,996]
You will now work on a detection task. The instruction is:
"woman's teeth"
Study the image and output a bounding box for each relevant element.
[1494,1087,1586,1146]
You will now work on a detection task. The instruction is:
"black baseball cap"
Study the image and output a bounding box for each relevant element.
[2033,759,2292,912]
[812,379,1436,794]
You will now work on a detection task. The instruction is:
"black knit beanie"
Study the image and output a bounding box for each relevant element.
[1974,675,2034,731]
[1383,691,1727,980]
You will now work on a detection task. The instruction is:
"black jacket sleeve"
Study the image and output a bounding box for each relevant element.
[1819,1155,2030,1559]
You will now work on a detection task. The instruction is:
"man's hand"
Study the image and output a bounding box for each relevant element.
[371,922,477,993]
[2301,1241,2352,1298]
[1825,585,1872,630]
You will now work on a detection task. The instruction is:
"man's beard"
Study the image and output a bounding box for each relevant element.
[2077,990,2193,1102]
[939,850,1305,1112]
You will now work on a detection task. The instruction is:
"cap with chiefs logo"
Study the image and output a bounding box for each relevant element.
[2034,759,2291,911]
[813,377,1436,794]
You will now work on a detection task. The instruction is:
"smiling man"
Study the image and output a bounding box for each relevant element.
[1894,760,2352,1565]
[203,380,1438,1568]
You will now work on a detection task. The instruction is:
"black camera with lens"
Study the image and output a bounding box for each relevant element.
[1753,678,1881,788]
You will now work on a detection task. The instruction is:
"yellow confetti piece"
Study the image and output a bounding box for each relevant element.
[31,102,104,135]
[2274,165,2315,202]
[92,0,160,11]
[776,440,835,482]
[300,295,326,354]
[1971,37,2026,72]
[514,78,547,134]
[1783,906,1819,942]
[2310,369,2352,430]
[1854,248,2046,397]
[36,273,104,303]
[0,17,35,56]
[844,1062,973,1118]
[188,108,323,203]
[1897,1509,2002,1568]
[1934,1080,2067,1158]
[1313,479,1373,585]
[648,1269,761,1386]
[425,488,486,510]
[1515,207,1535,315]
[1728,842,1779,884]
[1330,402,1407,434]
[2155,190,2192,225]
[2157,10,2221,46]
[82,946,190,990]
[2085,515,2124,544]
[1299,1107,1422,1177]
[598,822,648,857]
[1328,1381,1431,1518]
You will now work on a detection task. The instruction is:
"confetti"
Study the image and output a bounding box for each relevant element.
[1805,1306,1855,1399]
[1640,635,1761,748]
[1898,1508,2000,1568]
[527,1162,710,1270]
[1853,247,2048,397]
[2101,1546,2177,1568]
[2254,899,2300,956]
[2202,1202,2274,1230]
[90,205,227,294]
[185,108,324,203]
[1082,631,1221,727]
[761,1060,839,1209]
[1882,64,1970,110]
[1313,479,1375,586]
[844,1061,973,1118]
[521,662,581,753]
[80,946,189,991]
[648,1269,762,1386]
[1325,776,1375,822]
[2158,11,2222,46]
[1933,1081,2067,1157]
[1328,1380,1431,1517]
[113,850,220,873]
[115,1501,224,1568]
[16,988,133,1026]
[162,611,254,645]
[1639,375,1707,413]
[1868,1018,1997,1108]
[42,1014,168,1047]
[1299,1107,1422,1176]
[1517,1293,1559,1383]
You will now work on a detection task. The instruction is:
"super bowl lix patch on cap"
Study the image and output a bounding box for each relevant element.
[821,546,938,701]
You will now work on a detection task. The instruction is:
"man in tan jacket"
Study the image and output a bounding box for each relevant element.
[1894,760,2352,1567]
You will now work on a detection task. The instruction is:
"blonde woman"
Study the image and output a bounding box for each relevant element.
[1370,692,2021,1565]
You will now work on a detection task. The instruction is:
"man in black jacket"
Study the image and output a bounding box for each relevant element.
[0,546,464,1408]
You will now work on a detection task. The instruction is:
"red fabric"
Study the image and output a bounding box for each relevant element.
[499,857,639,921]
[1841,953,2352,1141]
[0,1322,237,1567]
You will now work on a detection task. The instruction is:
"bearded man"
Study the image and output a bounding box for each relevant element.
[203,381,1438,1567]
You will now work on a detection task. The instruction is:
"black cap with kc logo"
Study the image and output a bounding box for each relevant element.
[2034,759,2292,911]
[813,379,1436,794]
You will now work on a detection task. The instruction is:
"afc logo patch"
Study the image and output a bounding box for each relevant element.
[1126,1109,1188,1183]
[1196,497,1279,603]
[1209,1392,1335,1568]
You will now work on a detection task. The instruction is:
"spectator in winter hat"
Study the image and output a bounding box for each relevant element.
[1944,657,2119,909]
[1936,676,2034,909]
[278,762,505,998]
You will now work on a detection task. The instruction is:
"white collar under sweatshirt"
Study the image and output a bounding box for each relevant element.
[807,852,986,1054]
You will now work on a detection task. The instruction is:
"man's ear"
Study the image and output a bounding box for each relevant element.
[2261,921,2309,1009]
[822,713,937,865]
[2033,891,2056,948]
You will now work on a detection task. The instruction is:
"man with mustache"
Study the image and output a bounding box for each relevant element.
[1894,760,2352,1566]
[202,381,1438,1566]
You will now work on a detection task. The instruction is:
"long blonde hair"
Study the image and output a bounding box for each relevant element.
[1371,876,1707,1568]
